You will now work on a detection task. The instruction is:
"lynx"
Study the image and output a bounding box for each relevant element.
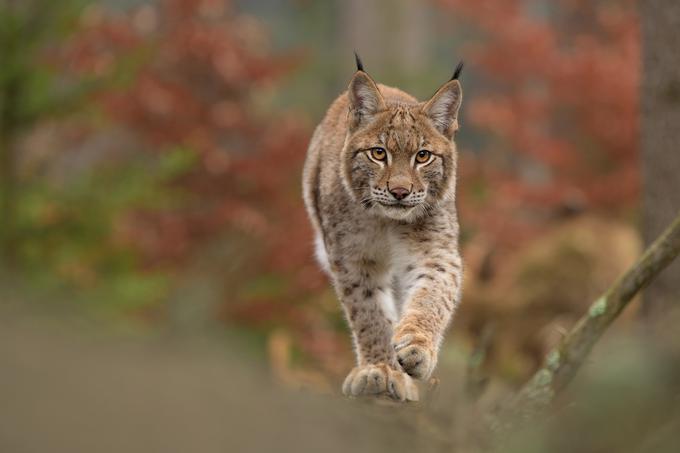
[302,55,464,401]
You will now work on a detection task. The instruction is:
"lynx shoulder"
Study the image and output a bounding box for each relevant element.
[302,57,465,401]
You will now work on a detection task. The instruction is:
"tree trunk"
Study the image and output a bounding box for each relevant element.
[0,71,21,269]
[640,0,680,319]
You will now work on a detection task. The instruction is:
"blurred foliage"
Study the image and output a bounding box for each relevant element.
[0,0,198,312]
[0,0,90,125]
[0,0,84,266]
[13,147,195,311]
[441,0,640,246]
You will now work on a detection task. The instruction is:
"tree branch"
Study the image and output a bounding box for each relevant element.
[500,210,680,423]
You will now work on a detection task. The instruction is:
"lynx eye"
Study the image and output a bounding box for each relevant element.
[415,150,432,164]
[369,147,387,161]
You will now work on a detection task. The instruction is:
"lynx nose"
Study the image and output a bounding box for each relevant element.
[389,186,410,201]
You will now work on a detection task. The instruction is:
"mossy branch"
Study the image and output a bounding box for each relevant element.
[501,210,680,423]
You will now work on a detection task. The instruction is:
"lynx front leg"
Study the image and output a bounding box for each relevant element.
[393,252,463,380]
[333,260,418,401]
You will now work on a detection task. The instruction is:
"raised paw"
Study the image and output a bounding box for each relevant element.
[393,334,436,380]
[342,363,419,402]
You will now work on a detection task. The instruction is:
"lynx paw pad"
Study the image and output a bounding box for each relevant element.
[393,334,435,380]
[342,364,418,402]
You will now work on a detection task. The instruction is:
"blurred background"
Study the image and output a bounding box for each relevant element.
[2,0,679,452]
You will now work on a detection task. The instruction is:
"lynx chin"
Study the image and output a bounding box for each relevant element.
[302,55,464,402]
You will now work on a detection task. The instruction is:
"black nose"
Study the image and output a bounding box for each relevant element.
[389,186,410,200]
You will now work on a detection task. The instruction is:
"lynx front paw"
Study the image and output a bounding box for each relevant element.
[393,334,436,380]
[342,363,419,402]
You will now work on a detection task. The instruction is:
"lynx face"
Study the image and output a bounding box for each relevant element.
[341,72,462,222]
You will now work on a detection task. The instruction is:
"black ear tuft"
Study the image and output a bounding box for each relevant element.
[450,61,464,81]
[354,51,365,72]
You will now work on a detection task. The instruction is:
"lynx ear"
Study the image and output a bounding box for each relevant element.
[348,70,386,130]
[422,79,463,139]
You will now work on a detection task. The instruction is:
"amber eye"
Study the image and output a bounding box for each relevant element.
[415,150,432,164]
[369,147,387,161]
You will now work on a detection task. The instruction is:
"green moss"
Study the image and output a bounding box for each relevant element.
[534,369,553,387]
[589,297,607,317]
[546,351,560,371]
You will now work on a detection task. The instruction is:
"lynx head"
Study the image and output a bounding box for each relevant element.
[342,56,463,222]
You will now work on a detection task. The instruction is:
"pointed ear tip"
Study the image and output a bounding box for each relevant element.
[354,51,365,72]
[451,60,464,81]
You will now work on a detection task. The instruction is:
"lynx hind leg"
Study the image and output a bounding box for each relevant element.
[342,363,419,402]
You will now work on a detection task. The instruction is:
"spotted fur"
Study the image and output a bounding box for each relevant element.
[302,65,464,402]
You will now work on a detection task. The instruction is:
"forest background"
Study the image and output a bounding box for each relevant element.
[2,1,679,452]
